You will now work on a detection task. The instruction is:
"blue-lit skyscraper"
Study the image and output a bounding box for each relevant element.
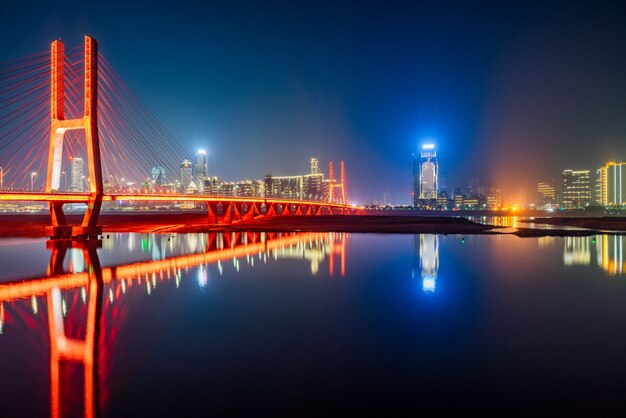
[412,144,438,207]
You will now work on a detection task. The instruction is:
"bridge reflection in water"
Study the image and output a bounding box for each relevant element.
[0,231,346,418]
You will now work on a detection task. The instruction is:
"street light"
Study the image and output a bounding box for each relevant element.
[30,172,37,191]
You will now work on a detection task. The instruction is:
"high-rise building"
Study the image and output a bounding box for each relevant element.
[264,158,325,200]
[311,157,319,174]
[195,149,208,193]
[265,175,302,199]
[412,144,438,207]
[562,170,591,208]
[598,161,625,206]
[485,183,502,209]
[151,166,165,187]
[70,157,84,192]
[595,168,603,205]
[180,159,194,194]
[537,181,556,205]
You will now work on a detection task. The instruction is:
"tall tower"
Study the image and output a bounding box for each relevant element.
[45,36,103,237]
[328,161,347,205]
[311,157,319,174]
[180,159,194,193]
[195,149,207,192]
[70,157,85,192]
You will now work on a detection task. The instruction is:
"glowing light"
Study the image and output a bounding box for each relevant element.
[196,149,207,155]
[423,276,436,293]
[422,144,435,150]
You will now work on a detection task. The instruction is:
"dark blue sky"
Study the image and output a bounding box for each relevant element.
[1,1,625,203]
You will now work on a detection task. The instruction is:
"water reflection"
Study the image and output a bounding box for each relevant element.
[0,231,346,417]
[561,235,625,275]
[563,236,591,266]
[598,235,624,275]
[413,234,439,293]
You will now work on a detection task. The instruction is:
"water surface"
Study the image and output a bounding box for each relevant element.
[0,232,624,416]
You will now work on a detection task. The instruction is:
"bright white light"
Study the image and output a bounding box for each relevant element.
[196,149,207,155]
[422,144,435,150]
[423,277,436,293]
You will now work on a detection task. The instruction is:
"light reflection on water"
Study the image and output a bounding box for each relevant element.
[0,231,624,416]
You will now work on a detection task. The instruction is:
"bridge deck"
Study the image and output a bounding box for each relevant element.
[0,192,350,208]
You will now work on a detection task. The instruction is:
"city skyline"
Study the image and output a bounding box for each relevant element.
[2,2,625,203]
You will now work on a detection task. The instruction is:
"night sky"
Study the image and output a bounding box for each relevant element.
[1,1,625,203]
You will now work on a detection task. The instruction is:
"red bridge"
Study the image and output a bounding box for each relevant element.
[0,36,355,239]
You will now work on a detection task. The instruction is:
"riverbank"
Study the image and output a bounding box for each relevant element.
[0,213,496,237]
[521,217,626,232]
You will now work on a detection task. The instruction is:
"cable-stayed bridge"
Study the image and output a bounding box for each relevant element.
[0,36,354,239]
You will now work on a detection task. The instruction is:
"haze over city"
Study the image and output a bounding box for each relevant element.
[2,1,625,203]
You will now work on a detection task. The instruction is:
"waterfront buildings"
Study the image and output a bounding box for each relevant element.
[562,170,591,208]
[537,181,557,207]
[598,161,625,206]
[265,157,325,200]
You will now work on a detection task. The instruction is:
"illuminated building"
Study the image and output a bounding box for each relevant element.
[562,170,591,208]
[412,144,438,207]
[485,184,502,209]
[598,161,625,206]
[303,159,324,200]
[595,168,603,205]
[180,159,194,194]
[151,166,165,187]
[195,149,208,193]
[264,158,325,200]
[69,157,84,192]
[265,175,302,199]
[311,157,319,174]
[537,181,556,206]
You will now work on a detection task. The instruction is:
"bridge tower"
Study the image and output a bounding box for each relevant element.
[46,36,103,238]
[328,160,347,206]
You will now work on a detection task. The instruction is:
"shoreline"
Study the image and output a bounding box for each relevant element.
[0,213,622,238]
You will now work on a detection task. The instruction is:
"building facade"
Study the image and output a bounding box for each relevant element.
[195,149,207,193]
[151,166,165,187]
[537,181,557,206]
[70,157,84,192]
[413,144,438,207]
[180,159,194,194]
[562,169,591,208]
[598,161,625,206]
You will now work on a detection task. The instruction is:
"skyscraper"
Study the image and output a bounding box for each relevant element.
[562,169,591,208]
[537,181,556,205]
[70,157,84,192]
[195,149,207,193]
[151,166,165,187]
[599,161,625,206]
[180,159,194,194]
[311,157,319,174]
[412,144,438,207]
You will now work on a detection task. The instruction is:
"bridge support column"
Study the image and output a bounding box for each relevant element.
[46,36,103,240]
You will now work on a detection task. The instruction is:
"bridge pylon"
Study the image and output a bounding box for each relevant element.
[46,36,103,239]
[328,160,347,206]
